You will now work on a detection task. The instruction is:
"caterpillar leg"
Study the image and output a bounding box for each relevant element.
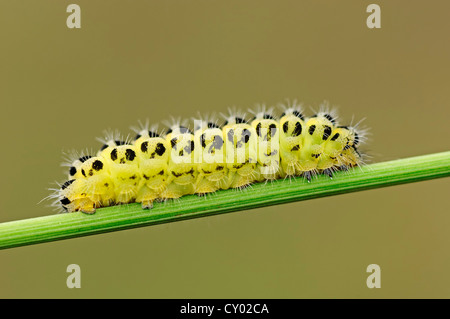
[80,202,97,214]
[194,174,221,195]
[140,200,154,209]
[229,171,255,189]
[136,183,163,209]
[255,164,281,182]
[68,197,98,214]
[160,182,194,200]
[322,168,334,178]
[115,189,136,204]
[303,170,315,182]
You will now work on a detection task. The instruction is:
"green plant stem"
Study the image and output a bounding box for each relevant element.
[0,151,449,250]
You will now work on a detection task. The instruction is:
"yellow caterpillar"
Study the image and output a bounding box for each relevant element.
[52,102,366,213]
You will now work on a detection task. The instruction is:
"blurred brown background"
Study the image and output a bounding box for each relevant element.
[0,0,449,298]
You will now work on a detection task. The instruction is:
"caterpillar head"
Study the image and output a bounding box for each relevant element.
[61,148,115,212]
[58,179,79,212]
[57,179,98,214]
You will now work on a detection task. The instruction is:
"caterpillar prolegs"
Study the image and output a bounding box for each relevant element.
[52,102,366,214]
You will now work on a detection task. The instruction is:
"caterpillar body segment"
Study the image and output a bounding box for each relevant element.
[250,110,281,182]
[298,112,336,176]
[193,120,227,195]
[163,125,197,200]
[134,129,170,209]
[279,106,306,177]
[222,116,258,189]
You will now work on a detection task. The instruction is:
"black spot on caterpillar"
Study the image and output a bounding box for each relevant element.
[92,160,103,171]
[125,149,136,161]
[323,125,332,140]
[155,143,166,156]
[79,155,92,163]
[293,122,302,136]
[69,166,77,176]
[61,179,75,190]
[60,197,71,205]
[330,133,340,141]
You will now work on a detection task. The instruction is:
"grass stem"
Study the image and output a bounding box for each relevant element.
[0,151,449,250]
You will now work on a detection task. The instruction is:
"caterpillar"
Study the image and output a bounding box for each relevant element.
[51,101,366,214]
